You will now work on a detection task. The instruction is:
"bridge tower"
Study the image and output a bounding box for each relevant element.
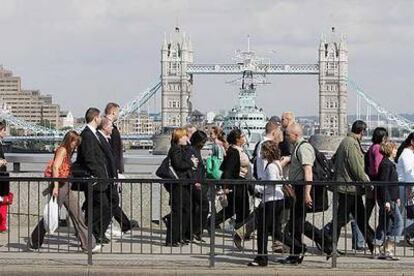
[318,28,348,136]
[161,27,193,127]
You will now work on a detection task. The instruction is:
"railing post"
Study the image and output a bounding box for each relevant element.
[87,179,93,266]
[208,180,215,268]
[331,184,338,269]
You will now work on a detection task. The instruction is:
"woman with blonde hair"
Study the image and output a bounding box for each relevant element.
[376,141,402,260]
[165,128,198,246]
[29,130,100,252]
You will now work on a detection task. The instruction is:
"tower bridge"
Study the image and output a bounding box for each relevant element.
[161,27,346,136]
[0,27,413,140]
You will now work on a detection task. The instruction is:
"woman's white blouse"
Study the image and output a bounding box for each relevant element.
[255,161,284,202]
[397,148,414,205]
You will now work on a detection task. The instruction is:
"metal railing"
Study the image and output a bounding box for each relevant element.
[1,176,414,268]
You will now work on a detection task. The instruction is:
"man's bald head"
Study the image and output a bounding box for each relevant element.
[286,123,303,144]
[281,112,295,128]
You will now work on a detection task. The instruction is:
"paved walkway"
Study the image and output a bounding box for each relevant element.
[0,253,413,275]
[1,226,414,275]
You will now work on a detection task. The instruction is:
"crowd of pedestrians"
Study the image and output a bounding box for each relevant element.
[0,107,414,265]
[157,114,414,266]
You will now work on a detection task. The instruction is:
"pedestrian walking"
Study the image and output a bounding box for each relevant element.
[29,131,100,252]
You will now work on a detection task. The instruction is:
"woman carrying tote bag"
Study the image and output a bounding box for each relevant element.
[28,131,100,253]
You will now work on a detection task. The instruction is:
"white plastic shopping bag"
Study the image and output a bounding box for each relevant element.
[43,196,59,234]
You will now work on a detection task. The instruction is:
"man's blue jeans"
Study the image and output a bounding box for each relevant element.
[324,216,364,249]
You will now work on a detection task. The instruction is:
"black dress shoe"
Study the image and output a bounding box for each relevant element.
[193,234,206,243]
[247,257,268,267]
[97,237,110,244]
[337,249,345,255]
[367,242,374,254]
[130,220,139,229]
[277,255,304,265]
[405,234,414,246]
[315,240,333,256]
[122,220,140,233]
[165,241,180,247]
[180,239,190,245]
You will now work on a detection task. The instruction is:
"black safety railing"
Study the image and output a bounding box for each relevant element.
[1,176,414,268]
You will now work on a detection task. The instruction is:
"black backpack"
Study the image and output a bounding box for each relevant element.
[296,141,334,181]
[296,141,333,212]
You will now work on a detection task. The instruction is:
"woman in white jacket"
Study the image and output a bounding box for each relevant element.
[395,132,414,243]
[248,140,290,267]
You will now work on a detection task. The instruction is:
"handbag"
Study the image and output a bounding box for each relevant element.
[206,156,223,180]
[156,156,178,180]
[156,156,178,192]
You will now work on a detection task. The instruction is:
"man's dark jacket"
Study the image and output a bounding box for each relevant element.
[110,124,124,173]
[76,126,109,192]
[97,131,117,179]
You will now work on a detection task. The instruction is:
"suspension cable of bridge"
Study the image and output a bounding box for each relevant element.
[348,78,414,132]
[118,80,162,121]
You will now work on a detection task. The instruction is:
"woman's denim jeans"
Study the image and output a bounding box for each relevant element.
[375,201,404,243]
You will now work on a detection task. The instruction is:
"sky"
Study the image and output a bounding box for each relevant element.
[0,0,413,118]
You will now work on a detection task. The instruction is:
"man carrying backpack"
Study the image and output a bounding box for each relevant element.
[329,120,375,254]
[279,123,332,265]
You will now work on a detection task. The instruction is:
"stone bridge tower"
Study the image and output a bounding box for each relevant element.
[318,28,348,136]
[161,27,193,127]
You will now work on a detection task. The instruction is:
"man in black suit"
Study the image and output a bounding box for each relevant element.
[98,118,131,235]
[105,103,124,174]
[76,107,111,244]
[104,103,138,232]
[97,118,117,179]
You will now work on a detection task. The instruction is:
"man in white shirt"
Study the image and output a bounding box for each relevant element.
[254,121,283,180]
[233,120,283,249]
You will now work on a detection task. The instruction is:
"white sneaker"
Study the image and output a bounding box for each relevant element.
[106,228,122,237]
[105,222,123,238]
[91,244,102,253]
[84,244,102,254]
